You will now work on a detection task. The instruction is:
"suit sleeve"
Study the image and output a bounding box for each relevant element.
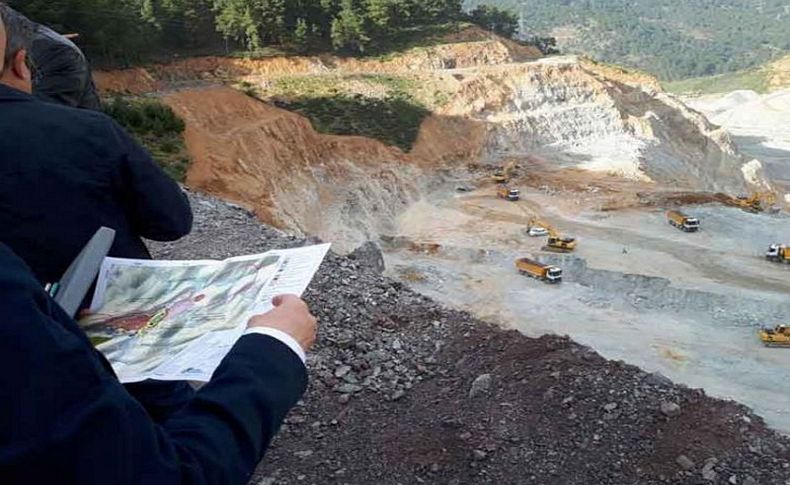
[0,250,306,484]
[109,119,194,241]
[123,379,197,423]
[159,335,308,482]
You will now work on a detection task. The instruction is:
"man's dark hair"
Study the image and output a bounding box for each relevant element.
[0,3,34,75]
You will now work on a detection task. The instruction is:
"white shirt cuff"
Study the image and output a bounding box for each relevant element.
[243,327,307,364]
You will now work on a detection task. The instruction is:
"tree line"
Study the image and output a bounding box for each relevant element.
[11,0,522,64]
[465,0,790,80]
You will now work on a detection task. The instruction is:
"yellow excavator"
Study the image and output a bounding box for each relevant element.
[492,161,518,184]
[527,217,578,253]
[729,192,776,213]
[759,325,790,347]
[545,233,578,253]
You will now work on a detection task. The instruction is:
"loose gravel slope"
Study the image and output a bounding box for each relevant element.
[151,191,790,485]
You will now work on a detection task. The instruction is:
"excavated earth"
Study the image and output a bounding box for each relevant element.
[152,192,790,485]
[98,33,783,252]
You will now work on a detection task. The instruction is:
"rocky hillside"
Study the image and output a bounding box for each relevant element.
[440,58,764,191]
[97,35,776,251]
[465,0,790,81]
[151,191,790,485]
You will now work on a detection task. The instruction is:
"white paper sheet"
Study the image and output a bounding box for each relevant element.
[80,244,330,383]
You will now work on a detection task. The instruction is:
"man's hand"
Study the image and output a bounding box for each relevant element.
[248,295,317,352]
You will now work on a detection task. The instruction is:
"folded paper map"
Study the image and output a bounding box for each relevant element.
[80,244,330,383]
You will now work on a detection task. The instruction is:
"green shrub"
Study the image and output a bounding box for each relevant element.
[103,97,191,182]
[104,97,185,135]
[279,94,430,152]
[664,69,770,95]
[237,81,259,98]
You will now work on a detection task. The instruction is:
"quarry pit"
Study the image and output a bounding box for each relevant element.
[385,183,790,433]
[97,36,790,436]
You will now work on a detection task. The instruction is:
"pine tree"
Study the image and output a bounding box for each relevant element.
[331,0,369,53]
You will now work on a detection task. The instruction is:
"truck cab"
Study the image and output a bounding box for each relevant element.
[683,217,700,232]
[545,266,563,283]
[497,186,520,201]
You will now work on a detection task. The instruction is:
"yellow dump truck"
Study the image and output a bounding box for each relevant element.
[667,210,700,232]
[497,186,520,202]
[515,258,563,283]
[759,325,790,347]
[766,244,790,263]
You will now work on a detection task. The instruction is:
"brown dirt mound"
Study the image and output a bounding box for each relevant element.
[93,67,163,95]
[163,87,408,226]
[162,86,487,232]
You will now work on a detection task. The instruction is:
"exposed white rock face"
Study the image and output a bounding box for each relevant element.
[687,88,790,203]
[442,58,772,194]
[273,162,422,253]
[741,159,770,189]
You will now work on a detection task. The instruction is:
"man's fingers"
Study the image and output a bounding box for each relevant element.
[272,294,301,307]
[247,295,317,352]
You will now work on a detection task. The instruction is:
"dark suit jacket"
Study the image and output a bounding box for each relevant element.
[0,84,192,286]
[0,244,308,484]
[31,23,102,111]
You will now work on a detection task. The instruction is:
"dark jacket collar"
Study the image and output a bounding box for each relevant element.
[0,84,35,102]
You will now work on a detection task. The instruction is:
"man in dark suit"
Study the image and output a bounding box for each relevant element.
[0,4,195,421]
[30,23,102,110]
[0,3,192,287]
[6,4,103,110]
[0,243,316,484]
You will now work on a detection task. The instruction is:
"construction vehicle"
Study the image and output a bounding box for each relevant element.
[759,325,790,347]
[516,258,563,284]
[667,210,700,232]
[544,235,577,253]
[732,192,777,213]
[492,170,507,184]
[526,217,577,252]
[766,244,790,263]
[491,161,518,184]
[497,185,520,201]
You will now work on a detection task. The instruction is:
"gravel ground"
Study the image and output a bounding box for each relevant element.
[151,191,790,485]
